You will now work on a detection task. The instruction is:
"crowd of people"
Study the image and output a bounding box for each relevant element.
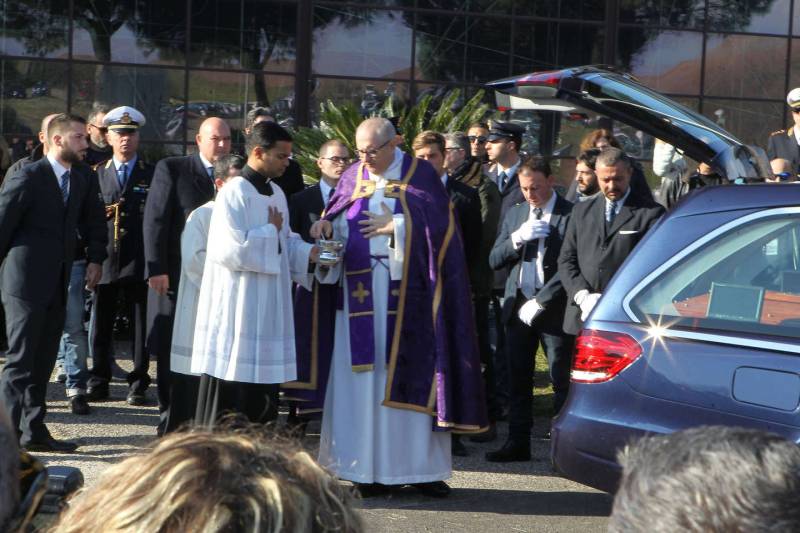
[2,87,800,531]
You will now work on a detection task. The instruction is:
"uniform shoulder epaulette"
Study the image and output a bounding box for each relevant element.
[770,129,787,136]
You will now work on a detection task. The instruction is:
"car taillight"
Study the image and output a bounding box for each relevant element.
[571,329,642,383]
[517,70,563,87]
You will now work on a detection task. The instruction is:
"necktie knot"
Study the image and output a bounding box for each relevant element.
[117,163,128,188]
[207,166,214,179]
[498,171,508,190]
[533,207,543,220]
[606,200,618,223]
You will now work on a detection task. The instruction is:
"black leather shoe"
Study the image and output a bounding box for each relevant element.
[354,482,392,498]
[469,423,497,443]
[411,481,451,498]
[126,390,147,406]
[111,360,129,381]
[22,436,79,453]
[485,439,531,462]
[86,385,110,402]
[70,395,90,415]
[451,435,468,457]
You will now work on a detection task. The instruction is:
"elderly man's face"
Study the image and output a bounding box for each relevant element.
[355,131,395,175]
[196,118,232,163]
[444,142,466,172]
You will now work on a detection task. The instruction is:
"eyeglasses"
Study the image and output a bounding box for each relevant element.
[468,135,487,144]
[320,156,351,165]
[356,139,391,158]
[775,171,795,181]
[89,124,108,133]
[792,108,800,114]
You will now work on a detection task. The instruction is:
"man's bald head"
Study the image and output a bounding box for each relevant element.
[356,117,396,146]
[196,117,232,163]
[355,118,398,175]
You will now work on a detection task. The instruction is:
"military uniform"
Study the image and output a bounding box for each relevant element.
[87,107,153,402]
[767,87,800,173]
[767,127,800,172]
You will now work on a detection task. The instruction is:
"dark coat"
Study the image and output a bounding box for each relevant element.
[489,194,573,325]
[767,127,800,171]
[95,158,154,283]
[0,157,107,304]
[450,159,501,298]
[272,158,305,198]
[289,183,325,244]
[446,177,483,290]
[143,153,215,283]
[486,162,525,290]
[558,191,664,335]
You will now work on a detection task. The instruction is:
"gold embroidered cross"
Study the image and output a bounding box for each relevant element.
[352,282,371,304]
[391,289,400,297]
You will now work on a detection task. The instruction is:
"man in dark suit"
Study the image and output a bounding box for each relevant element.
[558,148,665,336]
[245,107,305,198]
[412,131,482,276]
[87,106,154,406]
[484,122,526,419]
[0,114,106,451]
[486,157,573,462]
[767,88,800,173]
[143,117,231,435]
[290,139,349,242]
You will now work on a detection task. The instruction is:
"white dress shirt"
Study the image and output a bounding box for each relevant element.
[517,191,557,299]
[495,157,521,190]
[47,154,70,198]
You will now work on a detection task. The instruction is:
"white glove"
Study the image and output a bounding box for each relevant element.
[579,293,602,321]
[574,289,589,306]
[518,299,543,326]
[512,219,550,244]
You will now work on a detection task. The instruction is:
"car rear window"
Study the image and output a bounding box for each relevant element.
[630,213,800,339]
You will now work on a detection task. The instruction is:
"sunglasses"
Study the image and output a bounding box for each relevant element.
[468,135,487,144]
[89,124,108,133]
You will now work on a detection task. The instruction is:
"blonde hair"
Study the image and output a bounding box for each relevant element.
[50,429,362,533]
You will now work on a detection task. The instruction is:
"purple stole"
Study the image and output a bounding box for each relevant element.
[286,153,489,432]
[342,180,402,371]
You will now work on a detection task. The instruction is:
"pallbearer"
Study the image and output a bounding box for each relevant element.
[87,106,154,406]
[307,118,488,498]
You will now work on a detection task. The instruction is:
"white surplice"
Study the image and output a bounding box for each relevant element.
[170,201,213,376]
[317,148,451,484]
[191,177,312,384]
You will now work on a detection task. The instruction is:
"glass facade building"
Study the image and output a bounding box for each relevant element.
[1,0,797,159]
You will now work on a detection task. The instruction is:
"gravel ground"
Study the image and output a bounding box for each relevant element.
[10,352,611,532]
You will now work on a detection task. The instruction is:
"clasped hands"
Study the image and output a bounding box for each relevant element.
[513,219,550,244]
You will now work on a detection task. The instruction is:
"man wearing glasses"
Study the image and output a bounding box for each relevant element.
[289,140,350,243]
[304,118,487,498]
[84,105,112,167]
[467,122,490,166]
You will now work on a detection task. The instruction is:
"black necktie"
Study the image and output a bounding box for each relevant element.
[524,207,544,261]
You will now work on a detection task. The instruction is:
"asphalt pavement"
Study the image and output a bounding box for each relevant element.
[16,354,612,532]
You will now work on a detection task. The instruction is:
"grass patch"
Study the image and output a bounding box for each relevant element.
[532,347,555,417]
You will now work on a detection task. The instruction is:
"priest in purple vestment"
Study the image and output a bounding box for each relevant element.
[293,118,487,498]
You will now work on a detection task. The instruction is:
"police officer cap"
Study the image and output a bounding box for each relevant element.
[487,121,525,141]
[104,106,146,133]
[787,88,800,109]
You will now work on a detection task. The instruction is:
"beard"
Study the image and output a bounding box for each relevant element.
[61,145,86,164]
